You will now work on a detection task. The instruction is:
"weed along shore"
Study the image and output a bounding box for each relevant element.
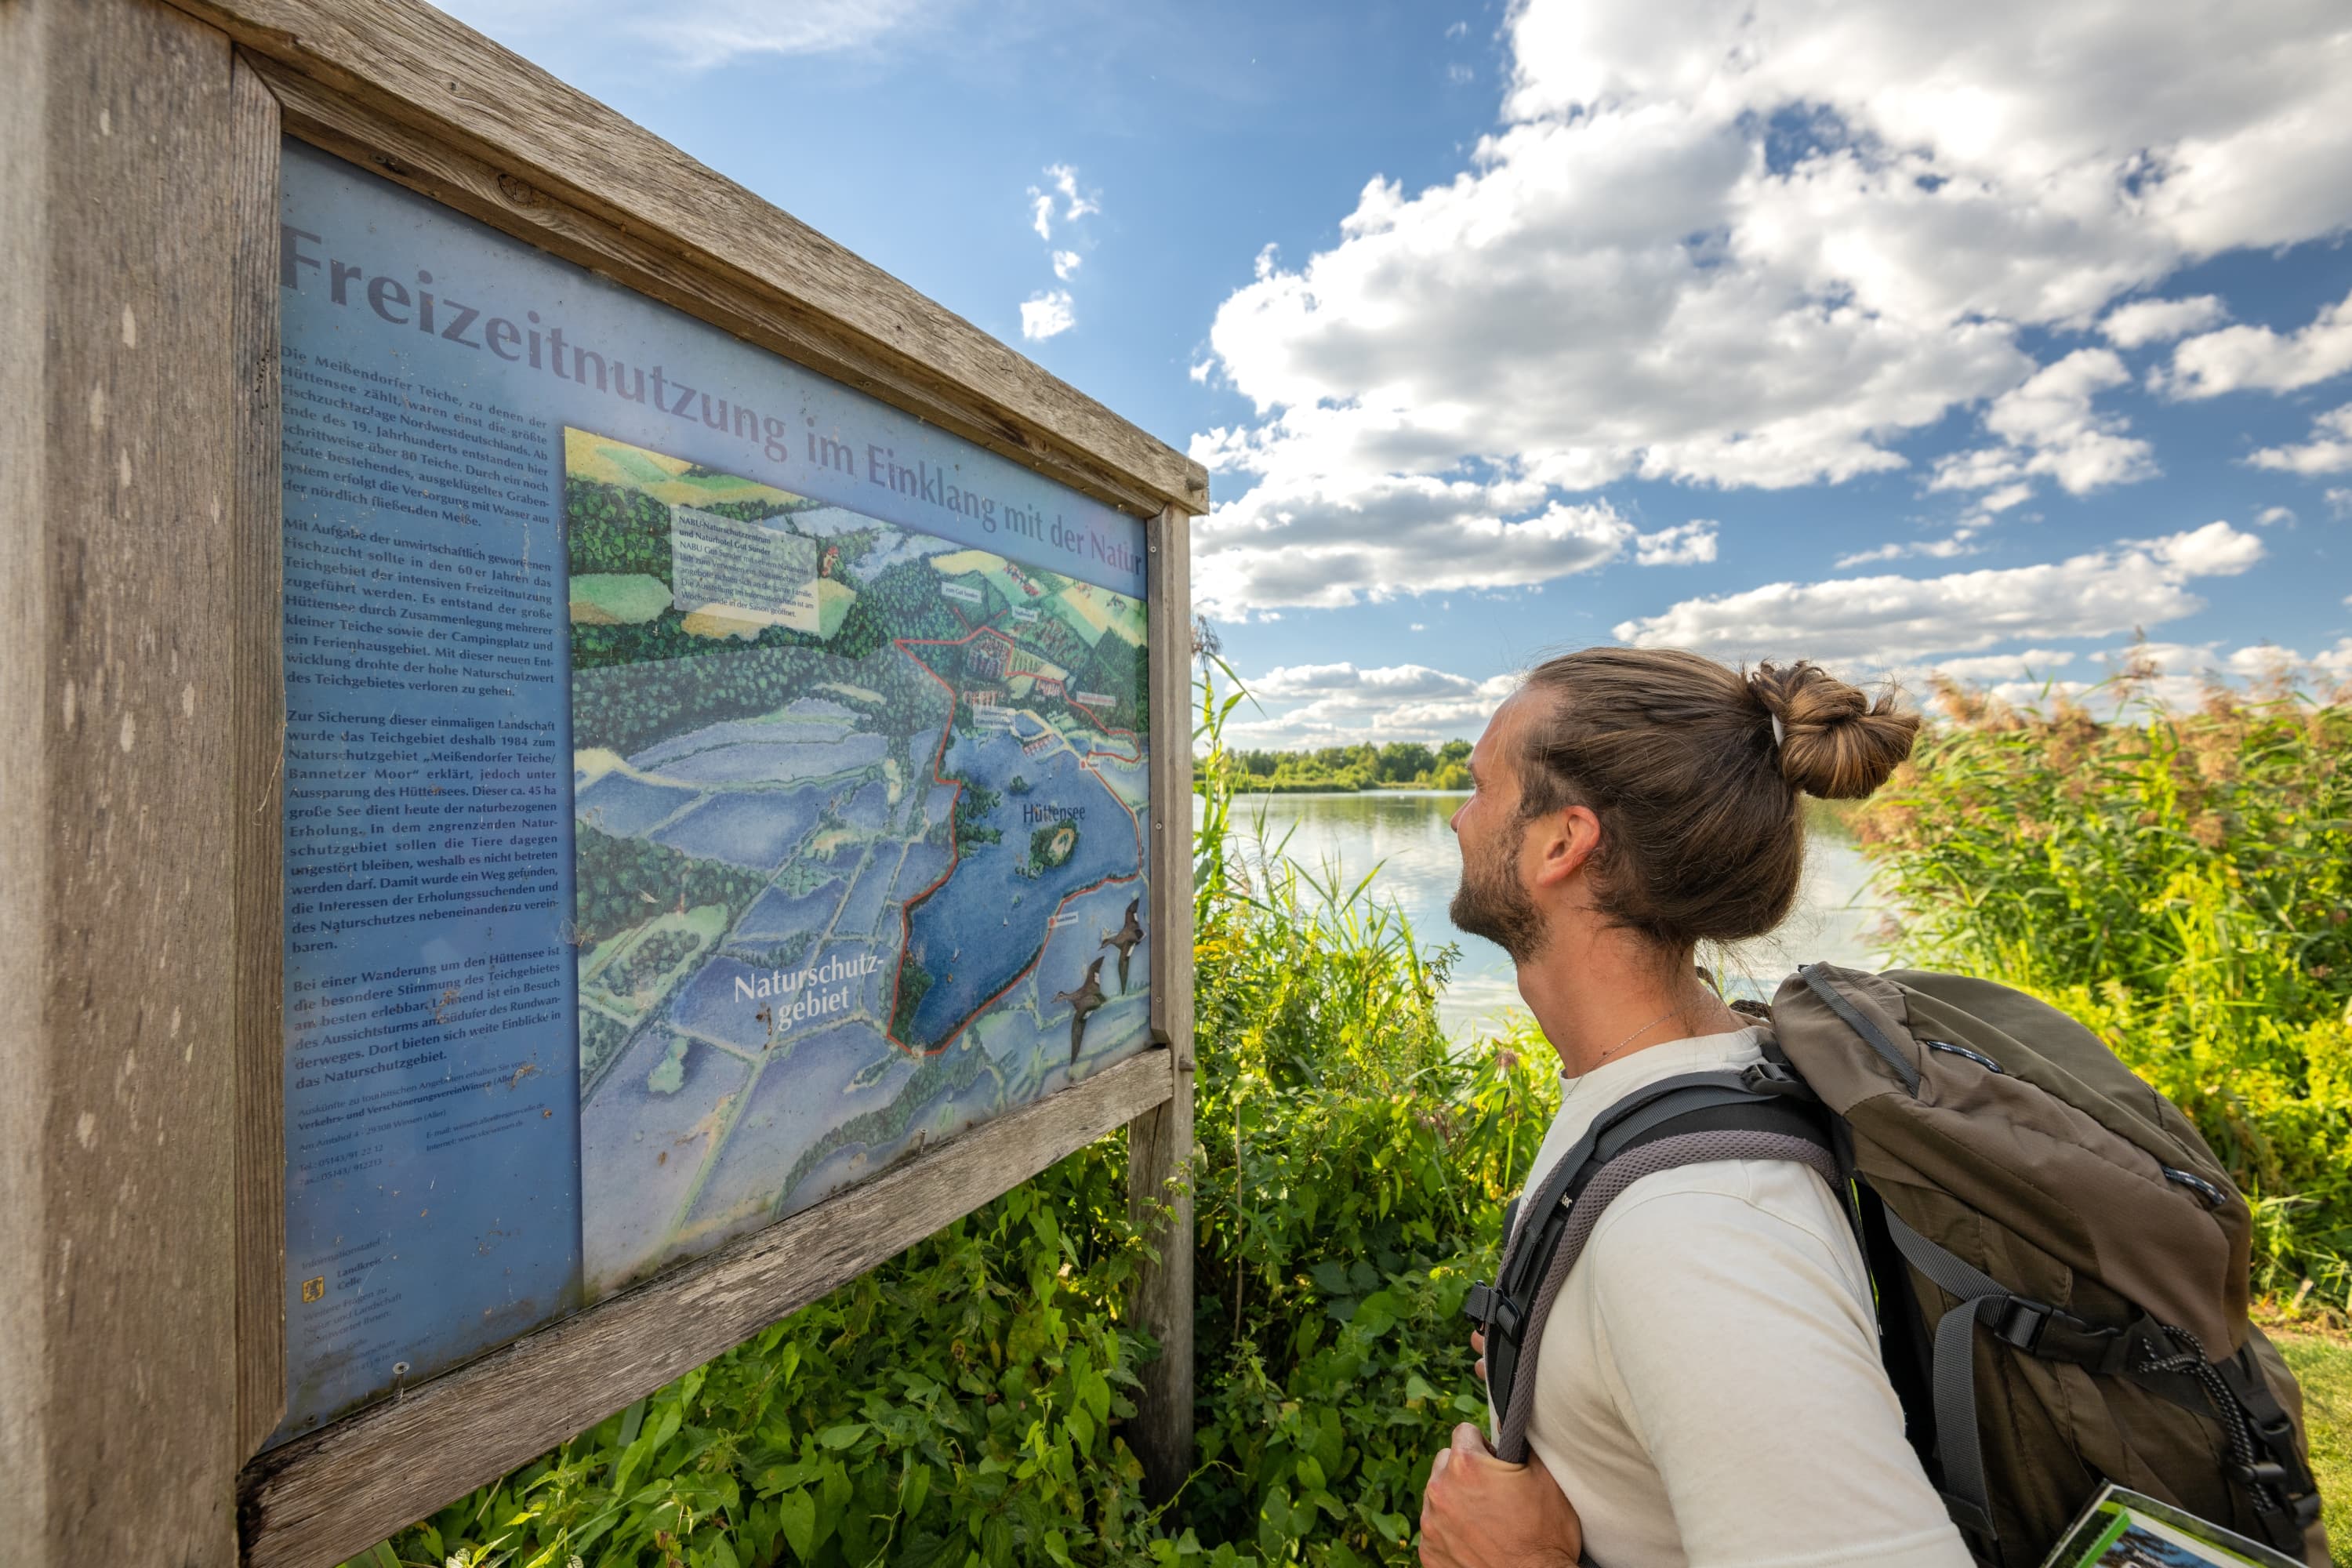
[341,677,2350,1565]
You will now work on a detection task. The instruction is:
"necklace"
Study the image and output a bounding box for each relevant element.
[1592,1005,1682,1071]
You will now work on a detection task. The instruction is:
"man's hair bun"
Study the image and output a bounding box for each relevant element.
[1747,661,1919,800]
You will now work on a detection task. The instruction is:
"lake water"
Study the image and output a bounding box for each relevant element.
[1229,791,1890,1038]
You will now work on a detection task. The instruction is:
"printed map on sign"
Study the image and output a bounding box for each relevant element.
[563,430,1152,1298]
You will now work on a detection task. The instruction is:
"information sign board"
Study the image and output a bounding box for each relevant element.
[276,140,1156,1440]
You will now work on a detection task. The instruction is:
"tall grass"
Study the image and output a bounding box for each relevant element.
[353,666,2350,1567]
[1857,677,2352,1308]
[354,670,1545,1567]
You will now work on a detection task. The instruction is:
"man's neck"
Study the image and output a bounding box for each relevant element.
[1514,927,1743,1079]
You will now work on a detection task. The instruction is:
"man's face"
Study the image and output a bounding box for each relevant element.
[1448,695,1548,964]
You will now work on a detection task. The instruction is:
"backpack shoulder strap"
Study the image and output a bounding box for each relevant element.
[1470,1078,1835,1466]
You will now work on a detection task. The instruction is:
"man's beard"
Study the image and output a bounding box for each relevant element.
[1449,814,1548,964]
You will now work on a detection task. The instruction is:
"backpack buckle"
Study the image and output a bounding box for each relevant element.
[1462,1281,1494,1326]
[1738,1060,1812,1098]
[1987,1295,2054,1352]
[1461,1281,1520,1341]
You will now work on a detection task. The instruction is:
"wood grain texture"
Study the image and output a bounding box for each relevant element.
[0,0,245,1560]
[241,64,1172,522]
[240,1047,1175,1568]
[0,0,54,1545]
[230,54,289,1462]
[1143,507,1198,1071]
[1128,505,1198,1503]
[172,0,1207,517]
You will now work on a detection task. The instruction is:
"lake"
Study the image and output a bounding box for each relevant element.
[1228,791,1890,1037]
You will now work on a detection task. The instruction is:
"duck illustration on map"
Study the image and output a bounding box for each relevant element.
[1099,898,1143,993]
[1054,956,1108,1064]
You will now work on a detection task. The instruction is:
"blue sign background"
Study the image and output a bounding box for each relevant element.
[278,140,1152,1442]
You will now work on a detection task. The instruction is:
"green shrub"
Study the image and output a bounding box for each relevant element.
[354,670,1544,1567]
[1858,678,2352,1305]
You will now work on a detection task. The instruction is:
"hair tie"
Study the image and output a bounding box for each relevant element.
[1769,713,1785,747]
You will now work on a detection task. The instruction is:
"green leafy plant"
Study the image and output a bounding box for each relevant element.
[1857,673,2352,1305]
[356,663,1547,1567]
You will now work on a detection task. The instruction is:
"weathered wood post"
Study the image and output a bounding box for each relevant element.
[2,2,1207,1561]
[1131,506,1198,1503]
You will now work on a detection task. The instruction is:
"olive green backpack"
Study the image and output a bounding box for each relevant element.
[1466,964,2328,1567]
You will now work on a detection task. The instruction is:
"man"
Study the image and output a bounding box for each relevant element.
[1418,653,1970,1568]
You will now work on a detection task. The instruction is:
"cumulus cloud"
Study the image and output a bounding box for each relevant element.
[1922,649,2077,682]
[1225,661,1518,747]
[2247,402,2352,474]
[2161,285,2352,398]
[2100,295,2228,348]
[1929,348,2159,501]
[1835,531,1986,568]
[1634,520,1720,565]
[1020,290,1076,341]
[1189,0,2352,610]
[1019,168,1097,338]
[1614,521,2264,662]
[2255,505,2299,527]
[1192,477,1632,613]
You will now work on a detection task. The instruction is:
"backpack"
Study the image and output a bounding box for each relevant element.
[1461,963,2329,1568]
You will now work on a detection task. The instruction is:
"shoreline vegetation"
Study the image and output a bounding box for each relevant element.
[354,671,2349,1568]
[1196,741,1472,793]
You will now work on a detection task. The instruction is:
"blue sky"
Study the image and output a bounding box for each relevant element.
[447,0,2352,746]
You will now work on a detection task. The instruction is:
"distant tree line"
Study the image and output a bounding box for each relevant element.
[1198,739,1473,793]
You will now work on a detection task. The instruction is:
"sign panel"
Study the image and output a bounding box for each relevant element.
[276,140,1153,1442]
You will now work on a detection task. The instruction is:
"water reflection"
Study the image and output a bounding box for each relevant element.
[1228,791,1889,1038]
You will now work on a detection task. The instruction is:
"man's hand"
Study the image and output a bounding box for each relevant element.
[1420,1422,1584,1568]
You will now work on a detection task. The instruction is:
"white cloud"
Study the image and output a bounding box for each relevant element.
[1930,348,2158,501]
[2330,487,2352,518]
[2247,402,2352,475]
[1051,249,1083,281]
[2255,505,2299,527]
[2100,295,2228,349]
[444,0,947,68]
[1633,520,1720,565]
[1409,622,1428,631]
[1924,649,2076,682]
[1019,290,1076,341]
[1615,521,2265,663]
[2161,285,2352,398]
[1225,661,1517,747]
[1025,165,1099,244]
[1192,477,1632,613]
[1835,531,1985,568]
[1190,0,2352,608]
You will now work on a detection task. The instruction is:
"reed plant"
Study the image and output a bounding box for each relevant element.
[1857,673,2352,1308]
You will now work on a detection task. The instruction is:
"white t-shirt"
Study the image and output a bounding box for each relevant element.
[1502,1025,1973,1568]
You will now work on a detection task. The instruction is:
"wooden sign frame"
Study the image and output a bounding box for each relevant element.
[1,3,1203,1565]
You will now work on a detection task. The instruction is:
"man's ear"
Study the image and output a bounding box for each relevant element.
[1526,804,1602,891]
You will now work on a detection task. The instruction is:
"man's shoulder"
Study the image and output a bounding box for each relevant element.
[1578,1156,1857,1275]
